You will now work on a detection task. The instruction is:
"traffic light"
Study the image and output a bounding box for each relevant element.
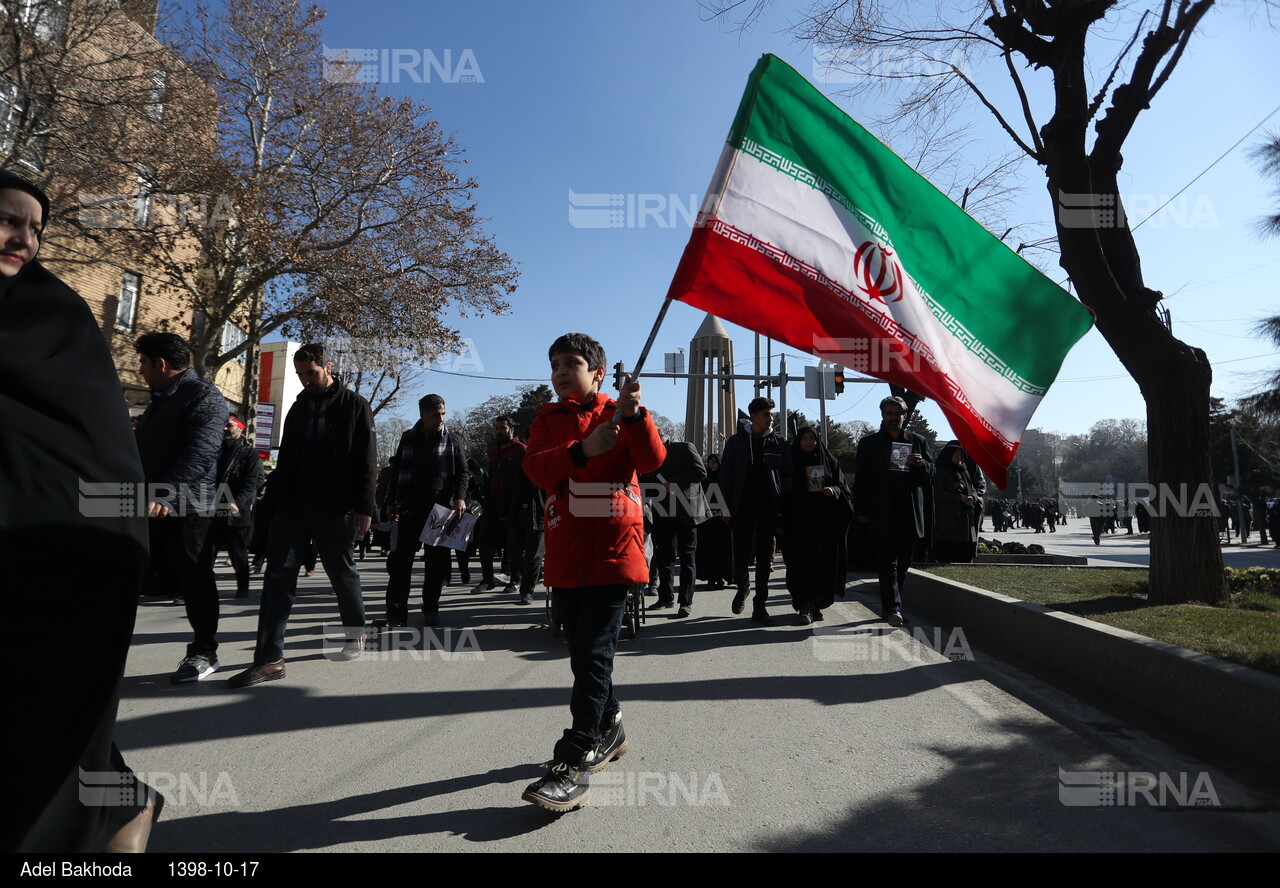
[613,361,626,390]
[833,367,846,394]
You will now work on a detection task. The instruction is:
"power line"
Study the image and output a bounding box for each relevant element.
[1132,103,1280,231]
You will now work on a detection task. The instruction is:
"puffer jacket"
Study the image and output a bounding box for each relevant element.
[523,394,665,588]
[135,368,227,514]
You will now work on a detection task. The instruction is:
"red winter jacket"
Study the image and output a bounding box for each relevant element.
[523,394,665,588]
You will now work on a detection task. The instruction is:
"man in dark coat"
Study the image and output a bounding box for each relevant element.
[384,393,470,626]
[852,396,935,626]
[134,331,228,683]
[210,416,262,598]
[719,396,791,625]
[229,343,378,686]
[646,430,708,617]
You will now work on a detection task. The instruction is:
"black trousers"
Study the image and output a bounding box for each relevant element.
[506,523,545,593]
[731,510,777,612]
[210,519,251,595]
[553,585,628,758]
[652,518,697,605]
[146,515,217,656]
[386,512,452,617]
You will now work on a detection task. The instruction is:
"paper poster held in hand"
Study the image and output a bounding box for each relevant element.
[418,504,478,551]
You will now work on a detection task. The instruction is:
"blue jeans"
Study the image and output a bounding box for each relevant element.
[254,500,365,663]
[553,585,628,757]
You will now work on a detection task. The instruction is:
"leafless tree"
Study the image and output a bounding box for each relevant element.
[102,0,518,418]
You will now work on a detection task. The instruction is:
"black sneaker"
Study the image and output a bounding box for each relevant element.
[523,759,590,812]
[518,591,534,606]
[797,610,813,625]
[471,580,497,595]
[171,653,220,684]
[675,604,692,618]
[731,589,747,615]
[651,596,674,610]
[584,711,629,772]
[751,610,775,626]
[885,611,906,627]
[503,582,519,596]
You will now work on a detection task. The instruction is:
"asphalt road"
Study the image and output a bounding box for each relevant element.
[112,543,1280,853]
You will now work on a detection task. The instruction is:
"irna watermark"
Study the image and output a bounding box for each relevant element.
[321,46,483,84]
[591,771,730,807]
[1057,768,1219,807]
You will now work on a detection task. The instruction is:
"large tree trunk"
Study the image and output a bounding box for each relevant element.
[1044,175,1227,603]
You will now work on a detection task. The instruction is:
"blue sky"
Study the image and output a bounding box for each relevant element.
[308,0,1277,452]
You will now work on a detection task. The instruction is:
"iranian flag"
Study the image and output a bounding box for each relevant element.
[667,54,1093,488]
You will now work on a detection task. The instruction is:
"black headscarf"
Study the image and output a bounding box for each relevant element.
[0,167,51,228]
[1,173,151,851]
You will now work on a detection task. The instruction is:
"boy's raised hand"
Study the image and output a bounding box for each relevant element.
[617,375,642,418]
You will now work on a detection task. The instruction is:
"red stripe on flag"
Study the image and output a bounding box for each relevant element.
[668,223,1015,487]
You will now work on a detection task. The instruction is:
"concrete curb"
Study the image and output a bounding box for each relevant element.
[903,570,1280,773]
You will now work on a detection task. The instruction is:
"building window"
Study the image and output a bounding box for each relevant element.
[221,321,247,365]
[0,82,22,156]
[20,1,68,42]
[147,69,167,122]
[115,272,140,332]
[134,168,153,227]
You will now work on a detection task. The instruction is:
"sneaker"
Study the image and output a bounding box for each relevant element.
[336,632,366,661]
[643,583,658,598]
[584,711,629,772]
[471,580,496,595]
[227,658,286,688]
[797,610,813,625]
[170,654,219,684]
[502,582,519,596]
[523,760,590,812]
[651,596,674,610]
[886,611,905,628]
[518,591,534,606]
[675,604,692,618]
[751,610,775,626]
[813,610,825,622]
[731,590,747,615]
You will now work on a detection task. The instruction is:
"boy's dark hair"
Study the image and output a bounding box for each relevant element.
[135,332,190,370]
[419,393,445,412]
[294,343,328,366]
[494,415,513,426]
[548,333,606,371]
[747,396,775,415]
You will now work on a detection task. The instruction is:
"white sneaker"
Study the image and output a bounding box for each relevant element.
[337,633,367,661]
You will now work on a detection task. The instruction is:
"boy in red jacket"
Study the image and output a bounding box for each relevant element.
[521,333,665,811]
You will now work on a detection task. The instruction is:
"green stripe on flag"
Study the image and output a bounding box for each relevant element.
[725,54,1092,389]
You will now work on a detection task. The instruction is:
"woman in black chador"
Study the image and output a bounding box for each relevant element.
[1,171,159,852]
[932,441,982,563]
[782,427,852,624]
[696,453,733,588]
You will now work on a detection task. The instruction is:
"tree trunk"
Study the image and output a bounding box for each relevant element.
[1143,355,1228,601]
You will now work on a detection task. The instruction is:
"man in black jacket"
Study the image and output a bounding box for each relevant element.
[719,397,791,626]
[852,396,935,626]
[209,417,262,598]
[385,393,470,627]
[134,332,228,684]
[229,343,378,687]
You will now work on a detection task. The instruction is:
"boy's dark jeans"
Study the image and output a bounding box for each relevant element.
[552,585,628,757]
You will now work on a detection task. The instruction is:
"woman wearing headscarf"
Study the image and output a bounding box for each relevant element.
[696,453,733,589]
[782,427,852,624]
[0,170,159,851]
[932,441,982,563]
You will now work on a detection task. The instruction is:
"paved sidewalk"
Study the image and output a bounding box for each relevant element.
[112,554,1280,852]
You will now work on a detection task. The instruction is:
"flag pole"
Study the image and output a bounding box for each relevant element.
[612,298,674,422]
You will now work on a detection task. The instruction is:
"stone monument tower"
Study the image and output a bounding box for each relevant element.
[685,313,737,456]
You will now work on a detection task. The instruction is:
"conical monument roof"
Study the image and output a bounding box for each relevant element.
[693,312,729,341]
